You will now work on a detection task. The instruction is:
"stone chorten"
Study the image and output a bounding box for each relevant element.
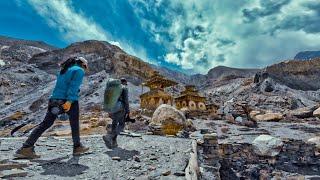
[175,85,206,111]
[140,71,178,110]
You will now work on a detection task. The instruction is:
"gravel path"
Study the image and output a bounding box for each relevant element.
[0,134,192,179]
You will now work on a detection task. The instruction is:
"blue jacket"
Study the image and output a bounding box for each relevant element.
[51,65,85,102]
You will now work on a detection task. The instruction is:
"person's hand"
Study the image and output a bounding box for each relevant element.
[62,101,72,112]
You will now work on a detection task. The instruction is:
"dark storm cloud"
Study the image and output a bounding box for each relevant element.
[242,0,291,22]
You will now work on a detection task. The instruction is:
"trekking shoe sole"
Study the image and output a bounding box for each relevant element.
[13,153,40,159]
[73,148,90,156]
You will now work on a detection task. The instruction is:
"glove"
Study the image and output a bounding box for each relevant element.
[62,101,72,112]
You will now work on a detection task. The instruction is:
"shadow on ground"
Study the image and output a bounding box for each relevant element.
[105,147,139,161]
[32,155,89,177]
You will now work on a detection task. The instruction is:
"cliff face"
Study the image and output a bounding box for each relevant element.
[206,66,258,80]
[29,40,154,84]
[265,58,320,91]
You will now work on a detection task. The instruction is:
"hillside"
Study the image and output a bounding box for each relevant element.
[294,50,320,60]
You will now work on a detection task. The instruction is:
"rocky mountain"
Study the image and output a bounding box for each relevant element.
[294,50,320,60]
[206,66,258,80]
[265,58,320,91]
[0,36,57,63]
[29,40,155,85]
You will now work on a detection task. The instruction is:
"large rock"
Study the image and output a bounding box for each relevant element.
[307,137,320,150]
[150,104,187,135]
[252,135,283,157]
[313,107,320,118]
[254,113,283,122]
[290,106,318,118]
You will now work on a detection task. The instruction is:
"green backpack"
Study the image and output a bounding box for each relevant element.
[103,78,122,113]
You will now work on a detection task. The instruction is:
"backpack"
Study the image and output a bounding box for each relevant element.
[103,78,123,113]
[59,57,77,75]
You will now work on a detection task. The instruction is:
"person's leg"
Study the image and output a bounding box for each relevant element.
[16,104,57,159]
[116,110,126,137]
[110,112,119,140]
[68,101,89,155]
[67,101,81,147]
[23,110,57,148]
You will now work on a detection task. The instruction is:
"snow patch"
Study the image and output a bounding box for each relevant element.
[28,46,46,52]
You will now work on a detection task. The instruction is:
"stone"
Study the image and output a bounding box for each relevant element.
[0,169,27,178]
[252,135,283,156]
[235,116,243,123]
[148,166,156,171]
[225,113,235,123]
[221,126,229,133]
[150,104,187,135]
[20,83,27,87]
[131,164,141,170]
[313,107,320,118]
[133,155,141,162]
[249,110,261,119]
[290,106,317,118]
[307,137,320,149]
[0,163,28,171]
[162,170,171,176]
[174,171,185,176]
[4,99,12,105]
[53,129,71,136]
[254,113,283,122]
[112,157,121,161]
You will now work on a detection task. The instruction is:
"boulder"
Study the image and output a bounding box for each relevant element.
[252,135,283,156]
[290,106,317,118]
[313,107,320,118]
[307,137,320,150]
[254,113,283,122]
[150,104,187,135]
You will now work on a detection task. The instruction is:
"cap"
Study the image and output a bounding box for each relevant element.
[76,57,88,69]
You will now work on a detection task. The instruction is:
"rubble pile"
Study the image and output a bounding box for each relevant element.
[218,138,320,179]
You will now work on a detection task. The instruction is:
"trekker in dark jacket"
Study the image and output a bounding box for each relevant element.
[103,78,130,149]
[15,57,90,159]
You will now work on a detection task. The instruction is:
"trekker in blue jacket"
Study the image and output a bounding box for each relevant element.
[15,57,90,159]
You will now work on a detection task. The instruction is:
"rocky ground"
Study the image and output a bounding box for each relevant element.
[0,135,191,179]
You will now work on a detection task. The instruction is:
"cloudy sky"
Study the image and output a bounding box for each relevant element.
[0,0,319,74]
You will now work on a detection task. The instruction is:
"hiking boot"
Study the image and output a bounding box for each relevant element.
[14,146,40,159]
[73,145,89,156]
[103,135,115,149]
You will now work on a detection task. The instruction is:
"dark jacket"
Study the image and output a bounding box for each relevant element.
[119,85,129,114]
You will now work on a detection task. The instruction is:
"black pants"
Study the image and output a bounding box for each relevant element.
[23,100,81,148]
[109,109,126,140]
